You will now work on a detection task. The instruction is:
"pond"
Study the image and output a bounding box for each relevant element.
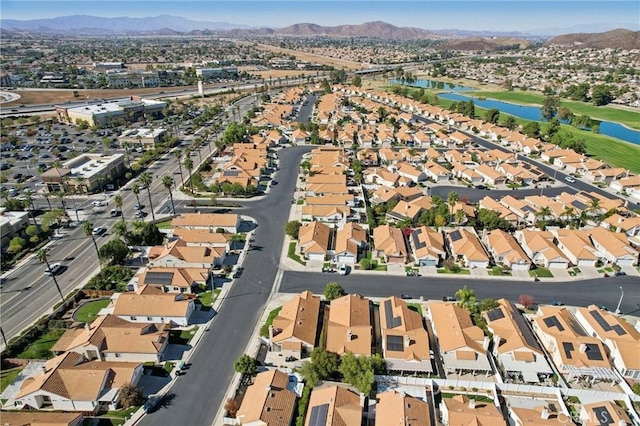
[391,79,640,145]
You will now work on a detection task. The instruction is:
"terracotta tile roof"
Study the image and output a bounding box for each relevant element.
[442,395,505,426]
[326,294,372,356]
[511,406,565,425]
[411,226,445,261]
[486,229,531,267]
[305,385,362,426]
[334,223,366,256]
[581,400,631,426]
[373,225,408,259]
[271,291,320,347]
[170,228,231,245]
[428,302,486,355]
[380,297,430,362]
[389,201,423,221]
[553,229,599,261]
[305,194,353,206]
[0,411,83,426]
[446,228,489,263]
[306,174,347,185]
[395,185,423,200]
[376,391,430,426]
[306,183,350,195]
[136,266,209,290]
[534,306,611,368]
[372,186,400,203]
[236,370,297,426]
[484,299,543,356]
[147,240,222,265]
[112,285,193,318]
[587,227,637,258]
[298,221,331,254]
[301,205,351,220]
[171,213,239,229]
[517,230,567,262]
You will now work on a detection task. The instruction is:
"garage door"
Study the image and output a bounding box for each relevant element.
[335,254,356,265]
[307,253,326,262]
[419,259,438,267]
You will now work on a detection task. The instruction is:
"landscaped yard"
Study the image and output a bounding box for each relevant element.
[260,306,282,337]
[437,268,471,275]
[1,367,23,392]
[18,327,66,359]
[407,303,423,316]
[529,268,554,278]
[196,289,221,308]
[74,299,111,323]
[288,241,306,266]
[155,220,172,229]
[93,406,140,426]
[489,266,511,276]
[168,327,198,345]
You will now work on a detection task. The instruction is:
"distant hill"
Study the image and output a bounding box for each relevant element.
[0,15,250,33]
[545,28,640,49]
[273,21,442,39]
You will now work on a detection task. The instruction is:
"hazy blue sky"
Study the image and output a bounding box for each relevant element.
[2,1,639,31]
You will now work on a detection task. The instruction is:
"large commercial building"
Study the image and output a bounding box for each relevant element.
[41,153,126,194]
[56,97,166,127]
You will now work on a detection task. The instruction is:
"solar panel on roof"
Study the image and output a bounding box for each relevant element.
[562,342,574,359]
[584,343,604,361]
[144,271,174,285]
[571,200,586,210]
[308,404,329,426]
[486,308,505,321]
[590,310,627,336]
[450,230,462,242]
[543,316,564,332]
[223,170,240,177]
[522,205,536,213]
[412,228,426,249]
[387,335,404,352]
[510,303,541,350]
[384,300,402,329]
[591,406,613,426]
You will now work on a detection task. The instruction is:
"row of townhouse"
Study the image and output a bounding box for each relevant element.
[212,142,271,189]
[3,213,244,413]
[240,291,639,425]
[331,85,637,189]
[298,221,368,265]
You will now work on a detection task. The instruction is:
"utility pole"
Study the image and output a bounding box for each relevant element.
[615,286,624,315]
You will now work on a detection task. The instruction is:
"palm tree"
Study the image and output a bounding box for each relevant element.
[43,190,53,211]
[82,221,101,268]
[587,199,602,220]
[37,248,65,302]
[175,150,185,188]
[562,206,576,227]
[447,191,459,224]
[455,285,476,310]
[184,157,194,193]
[535,206,553,224]
[113,194,124,221]
[113,221,128,241]
[132,183,141,206]
[162,175,176,215]
[139,172,155,221]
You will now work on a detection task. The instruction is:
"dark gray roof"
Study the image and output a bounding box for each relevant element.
[144,271,174,286]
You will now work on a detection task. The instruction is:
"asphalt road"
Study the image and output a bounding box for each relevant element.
[429,185,570,204]
[280,271,640,315]
[138,145,313,426]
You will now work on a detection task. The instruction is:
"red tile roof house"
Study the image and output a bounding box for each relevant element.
[298,221,332,262]
[373,224,408,264]
[333,222,367,265]
[445,227,491,269]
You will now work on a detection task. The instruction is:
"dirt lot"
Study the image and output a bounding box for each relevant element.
[253,43,363,70]
[3,86,197,107]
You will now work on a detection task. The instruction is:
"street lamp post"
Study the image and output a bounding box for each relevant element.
[615,286,624,315]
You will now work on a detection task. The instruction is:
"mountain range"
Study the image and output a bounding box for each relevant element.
[1,15,638,42]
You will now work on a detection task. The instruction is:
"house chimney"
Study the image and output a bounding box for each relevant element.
[541,408,550,420]
[579,343,587,353]
[84,323,91,332]
[404,335,411,348]
[468,399,476,409]
[268,325,274,342]
[618,420,628,426]
[347,329,353,341]
[40,365,47,374]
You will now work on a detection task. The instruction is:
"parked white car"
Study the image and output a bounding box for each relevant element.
[338,263,348,275]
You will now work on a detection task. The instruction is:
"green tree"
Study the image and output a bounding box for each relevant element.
[82,221,102,268]
[546,118,561,139]
[324,282,346,301]
[175,150,185,188]
[118,383,145,408]
[41,209,67,231]
[359,258,371,270]
[352,75,362,87]
[139,172,155,221]
[476,208,511,231]
[113,220,128,240]
[296,348,340,388]
[7,236,26,254]
[99,239,130,265]
[522,121,541,139]
[25,224,40,244]
[591,84,614,106]
[541,96,560,120]
[37,248,65,302]
[502,115,518,130]
[484,108,500,124]
[234,354,257,375]
[132,183,141,206]
[455,285,476,310]
[113,194,124,221]
[447,191,459,224]
[162,175,176,215]
[339,353,385,395]
[285,220,301,239]
[184,157,194,193]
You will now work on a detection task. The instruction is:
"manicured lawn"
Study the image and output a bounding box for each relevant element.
[288,241,306,265]
[470,91,640,130]
[18,328,66,359]
[155,219,172,229]
[529,268,554,278]
[260,306,282,337]
[1,367,23,392]
[163,361,175,374]
[196,289,221,307]
[489,266,511,276]
[296,198,304,205]
[75,299,111,323]
[437,268,471,275]
[407,303,423,316]
[604,267,614,272]
[168,327,198,345]
[95,406,140,426]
